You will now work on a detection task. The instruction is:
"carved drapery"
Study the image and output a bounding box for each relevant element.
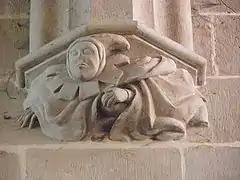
[16,29,208,142]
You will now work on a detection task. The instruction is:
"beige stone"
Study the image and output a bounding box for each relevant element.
[23,35,197,88]
[0,19,28,78]
[69,0,193,50]
[192,15,213,75]
[15,21,207,89]
[69,0,156,29]
[191,0,240,13]
[0,91,59,145]
[16,32,208,142]
[185,146,240,180]
[26,147,182,180]
[0,150,20,180]
[0,0,30,16]
[215,16,240,75]
[69,0,133,29]
[153,0,193,50]
[132,0,154,29]
[200,77,240,142]
[30,0,70,52]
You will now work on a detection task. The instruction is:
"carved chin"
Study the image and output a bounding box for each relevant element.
[80,71,97,81]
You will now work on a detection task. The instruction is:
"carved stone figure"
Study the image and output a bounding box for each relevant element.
[18,34,209,142]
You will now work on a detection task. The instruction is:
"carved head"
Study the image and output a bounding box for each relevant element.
[66,37,106,81]
[66,34,130,81]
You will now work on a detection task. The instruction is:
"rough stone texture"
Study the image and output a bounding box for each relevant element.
[0,0,30,16]
[153,0,194,50]
[200,77,240,142]
[192,15,213,75]
[0,150,20,180]
[70,0,133,29]
[185,146,240,180]
[215,16,240,75]
[0,19,28,78]
[0,91,60,145]
[132,0,154,28]
[26,147,182,180]
[191,0,240,13]
[30,0,70,52]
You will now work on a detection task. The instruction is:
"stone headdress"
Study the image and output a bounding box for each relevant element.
[66,34,130,81]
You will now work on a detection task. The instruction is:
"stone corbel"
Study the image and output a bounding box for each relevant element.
[16,21,206,89]
[15,21,208,142]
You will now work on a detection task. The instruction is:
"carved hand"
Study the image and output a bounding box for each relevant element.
[101,87,133,107]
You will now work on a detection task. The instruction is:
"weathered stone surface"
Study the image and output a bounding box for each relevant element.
[0,19,28,78]
[192,15,213,75]
[215,16,240,75]
[153,0,193,50]
[132,0,154,28]
[185,146,240,180]
[0,150,20,180]
[0,0,30,16]
[0,91,59,145]
[200,77,240,142]
[30,0,70,52]
[191,0,240,13]
[26,147,182,180]
[70,0,133,29]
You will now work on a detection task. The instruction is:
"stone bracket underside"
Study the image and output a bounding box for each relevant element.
[15,21,207,88]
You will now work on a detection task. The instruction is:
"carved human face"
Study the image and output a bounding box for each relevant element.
[68,41,100,81]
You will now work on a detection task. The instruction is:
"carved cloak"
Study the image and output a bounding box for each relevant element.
[24,57,208,141]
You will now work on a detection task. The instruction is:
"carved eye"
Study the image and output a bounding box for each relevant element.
[70,49,80,57]
[82,48,94,55]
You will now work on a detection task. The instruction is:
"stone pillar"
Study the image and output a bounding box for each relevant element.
[153,0,193,50]
[69,0,156,30]
[69,0,134,29]
[68,0,193,50]
[29,0,70,52]
[30,0,193,51]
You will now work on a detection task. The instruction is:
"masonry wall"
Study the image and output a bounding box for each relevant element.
[0,0,240,180]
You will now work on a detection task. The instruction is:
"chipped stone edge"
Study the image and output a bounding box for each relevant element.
[15,20,207,88]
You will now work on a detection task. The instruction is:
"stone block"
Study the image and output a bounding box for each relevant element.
[215,16,240,75]
[26,147,182,180]
[0,19,28,78]
[0,0,30,16]
[191,0,240,13]
[185,146,240,180]
[0,150,21,180]
[192,15,213,75]
[132,0,154,28]
[69,0,155,29]
[70,0,133,29]
[200,77,240,142]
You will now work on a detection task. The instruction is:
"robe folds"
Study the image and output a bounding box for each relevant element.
[24,58,208,141]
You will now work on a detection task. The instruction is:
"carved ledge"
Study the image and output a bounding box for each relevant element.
[15,21,207,88]
[15,21,209,142]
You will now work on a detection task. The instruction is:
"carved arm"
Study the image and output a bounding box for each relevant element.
[118,56,177,84]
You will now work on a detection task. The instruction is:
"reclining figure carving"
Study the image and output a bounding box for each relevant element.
[18,34,209,142]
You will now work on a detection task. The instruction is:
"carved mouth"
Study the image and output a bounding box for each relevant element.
[78,63,89,68]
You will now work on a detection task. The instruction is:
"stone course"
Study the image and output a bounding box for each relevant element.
[191,0,240,13]
[185,146,240,180]
[25,147,182,180]
[215,16,240,75]
[0,149,21,180]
